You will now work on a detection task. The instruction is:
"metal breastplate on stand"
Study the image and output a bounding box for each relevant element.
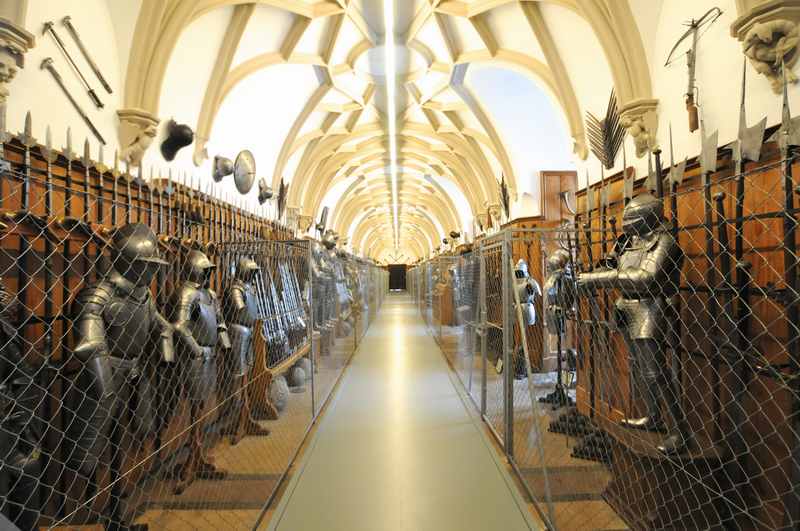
[104,288,153,359]
[190,291,219,348]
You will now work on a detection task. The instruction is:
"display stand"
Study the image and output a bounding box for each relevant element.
[599,417,729,529]
[249,329,311,420]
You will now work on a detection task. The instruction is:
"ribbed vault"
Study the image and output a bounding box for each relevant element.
[119,0,653,262]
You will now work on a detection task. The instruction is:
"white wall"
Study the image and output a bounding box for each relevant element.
[9,0,123,157]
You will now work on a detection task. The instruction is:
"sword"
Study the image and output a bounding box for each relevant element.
[40,59,106,145]
[61,16,113,95]
[42,22,103,108]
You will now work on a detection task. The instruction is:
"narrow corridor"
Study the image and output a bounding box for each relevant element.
[268,294,537,531]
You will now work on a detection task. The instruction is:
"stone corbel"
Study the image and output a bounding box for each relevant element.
[117,108,160,167]
[731,0,800,93]
[0,17,35,105]
[619,99,659,158]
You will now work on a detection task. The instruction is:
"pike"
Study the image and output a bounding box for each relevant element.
[64,129,76,217]
[41,127,57,367]
[95,146,105,223]
[167,169,174,235]
[664,7,723,133]
[134,165,145,223]
[622,134,633,206]
[61,16,113,95]
[713,190,734,435]
[732,59,765,343]
[81,139,92,224]
[668,124,686,237]
[124,162,133,224]
[148,167,155,229]
[42,22,103,108]
[779,60,800,529]
[157,172,165,234]
[0,105,7,208]
[40,58,106,144]
[111,151,120,225]
[18,112,35,211]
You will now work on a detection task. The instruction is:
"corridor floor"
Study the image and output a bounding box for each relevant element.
[267,293,538,531]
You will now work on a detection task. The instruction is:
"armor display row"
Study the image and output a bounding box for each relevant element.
[0,218,380,530]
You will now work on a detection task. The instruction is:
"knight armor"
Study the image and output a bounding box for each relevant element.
[172,250,231,376]
[0,282,42,529]
[514,259,542,327]
[69,224,173,474]
[577,193,688,454]
[225,257,261,376]
[68,224,172,530]
[170,249,231,494]
[544,249,574,336]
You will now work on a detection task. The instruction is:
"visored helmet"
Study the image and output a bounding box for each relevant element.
[235,257,260,282]
[622,193,663,236]
[184,250,216,287]
[546,249,570,273]
[112,223,168,286]
[514,259,530,279]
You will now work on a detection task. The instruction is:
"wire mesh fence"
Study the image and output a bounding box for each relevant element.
[410,150,800,530]
[0,133,387,530]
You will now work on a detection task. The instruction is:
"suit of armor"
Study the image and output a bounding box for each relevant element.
[69,223,172,530]
[222,258,270,443]
[170,250,231,494]
[514,259,542,327]
[0,283,42,530]
[544,249,574,337]
[578,194,688,454]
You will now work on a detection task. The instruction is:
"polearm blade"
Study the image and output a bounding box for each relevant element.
[41,58,106,145]
[62,16,113,95]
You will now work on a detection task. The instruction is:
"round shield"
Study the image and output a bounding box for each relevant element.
[233,150,256,194]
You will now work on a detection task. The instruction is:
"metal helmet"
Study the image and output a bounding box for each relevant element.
[112,223,167,286]
[546,249,570,273]
[184,250,216,286]
[235,256,260,282]
[322,230,337,250]
[514,259,530,279]
[622,193,664,236]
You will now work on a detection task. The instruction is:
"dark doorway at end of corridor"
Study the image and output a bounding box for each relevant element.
[388,264,406,291]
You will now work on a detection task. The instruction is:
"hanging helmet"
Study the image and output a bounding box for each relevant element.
[235,256,260,282]
[160,119,194,161]
[622,193,663,236]
[184,250,216,286]
[112,223,168,286]
[546,249,570,273]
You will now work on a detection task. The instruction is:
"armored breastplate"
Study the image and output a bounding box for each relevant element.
[544,275,560,308]
[104,287,153,359]
[191,290,219,347]
[230,281,259,327]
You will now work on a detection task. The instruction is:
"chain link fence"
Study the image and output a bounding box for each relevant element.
[0,133,387,530]
[411,149,800,530]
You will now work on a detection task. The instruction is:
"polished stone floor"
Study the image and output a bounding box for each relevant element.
[267,293,537,531]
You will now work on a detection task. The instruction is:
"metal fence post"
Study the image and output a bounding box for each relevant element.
[479,243,488,416]
[502,230,514,459]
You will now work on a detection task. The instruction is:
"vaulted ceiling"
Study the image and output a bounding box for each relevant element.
[121,0,653,263]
